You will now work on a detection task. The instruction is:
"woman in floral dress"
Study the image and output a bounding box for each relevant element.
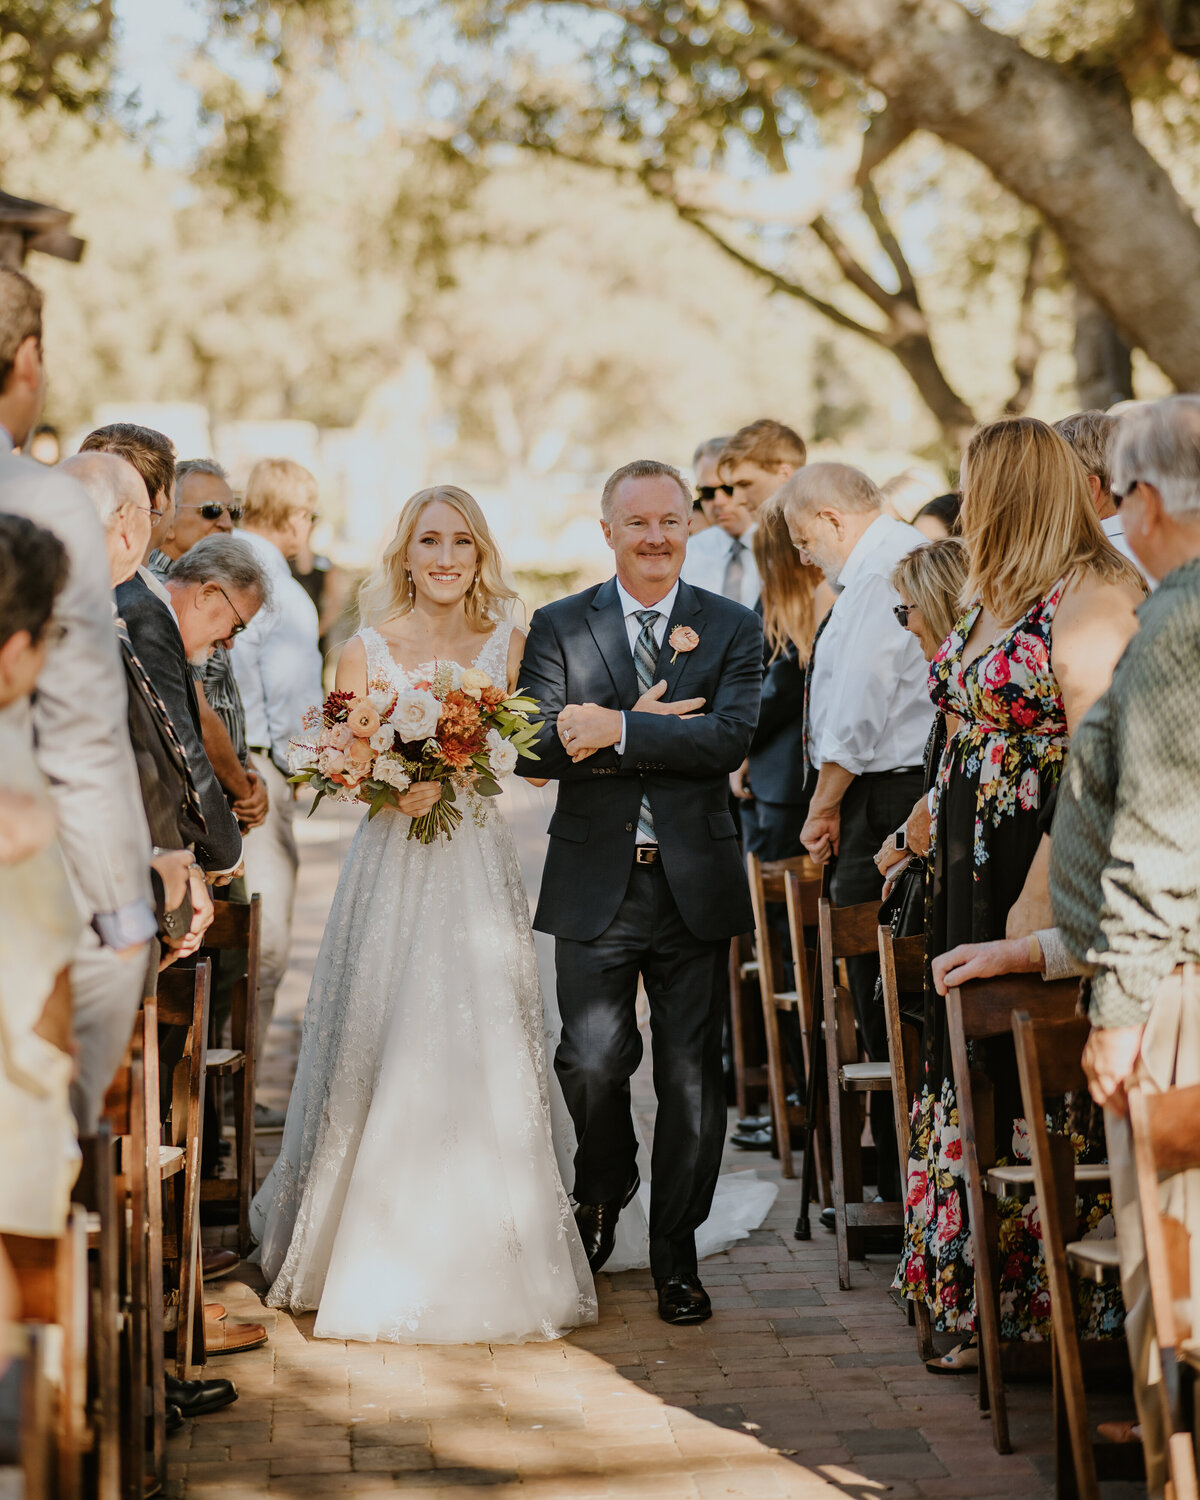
[894,417,1145,1364]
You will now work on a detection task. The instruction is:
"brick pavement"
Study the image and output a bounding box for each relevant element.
[172,795,1143,1499]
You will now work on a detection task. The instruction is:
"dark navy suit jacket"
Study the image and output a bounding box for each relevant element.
[517,576,762,942]
[747,606,808,808]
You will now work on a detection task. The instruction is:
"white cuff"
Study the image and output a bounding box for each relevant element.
[615,712,628,758]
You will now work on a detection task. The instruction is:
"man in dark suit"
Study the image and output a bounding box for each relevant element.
[518,459,762,1324]
[117,535,268,878]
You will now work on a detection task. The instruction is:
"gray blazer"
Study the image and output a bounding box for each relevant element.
[0,450,153,928]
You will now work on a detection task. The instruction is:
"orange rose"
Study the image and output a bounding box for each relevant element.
[347,700,382,738]
[669,625,700,663]
[345,738,375,768]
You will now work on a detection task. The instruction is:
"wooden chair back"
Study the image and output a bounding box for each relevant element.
[75,1128,121,1500]
[945,974,1080,1454]
[1129,1080,1200,1500]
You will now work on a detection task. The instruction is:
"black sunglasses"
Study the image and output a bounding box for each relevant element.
[695,485,733,502]
[1111,479,1141,509]
[892,604,915,627]
[183,501,244,523]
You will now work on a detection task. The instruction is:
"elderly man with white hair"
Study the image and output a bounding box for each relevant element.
[1051,394,1200,1495]
[781,462,933,1208]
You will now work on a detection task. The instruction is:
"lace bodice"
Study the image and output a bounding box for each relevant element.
[357,620,514,696]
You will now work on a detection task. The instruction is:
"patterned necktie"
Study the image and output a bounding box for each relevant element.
[116,615,207,833]
[633,609,661,843]
[722,537,746,602]
[801,605,836,786]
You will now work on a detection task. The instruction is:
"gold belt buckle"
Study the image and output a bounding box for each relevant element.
[635,845,659,865]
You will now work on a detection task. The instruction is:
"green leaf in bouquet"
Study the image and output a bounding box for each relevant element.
[367,787,394,820]
[308,787,327,816]
[474,776,503,797]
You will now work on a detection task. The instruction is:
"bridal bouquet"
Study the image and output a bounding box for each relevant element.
[287,663,543,843]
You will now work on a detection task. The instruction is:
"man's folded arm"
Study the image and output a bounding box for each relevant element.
[515,611,624,782]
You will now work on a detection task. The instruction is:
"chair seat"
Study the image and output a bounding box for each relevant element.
[772,989,800,1009]
[986,1161,1112,1199]
[205,1047,245,1075]
[158,1145,185,1179]
[839,1060,892,1090]
[1065,1237,1121,1283]
[740,959,760,980]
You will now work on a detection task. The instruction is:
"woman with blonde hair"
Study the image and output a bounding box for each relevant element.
[895,417,1144,1370]
[252,484,597,1345]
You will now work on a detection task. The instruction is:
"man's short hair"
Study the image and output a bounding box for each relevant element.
[0,513,67,650]
[176,458,230,487]
[80,423,176,506]
[691,435,730,471]
[0,268,43,393]
[1112,395,1200,518]
[59,452,143,528]
[167,534,272,609]
[600,459,691,521]
[717,419,807,478]
[242,457,318,531]
[779,462,882,517]
[1053,410,1117,495]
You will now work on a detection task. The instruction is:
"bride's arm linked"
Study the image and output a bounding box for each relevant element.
[335,636,442,818]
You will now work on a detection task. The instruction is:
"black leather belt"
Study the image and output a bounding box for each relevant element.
[635,845,660,865]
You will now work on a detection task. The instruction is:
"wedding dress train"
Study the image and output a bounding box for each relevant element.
[250,623,596,1343]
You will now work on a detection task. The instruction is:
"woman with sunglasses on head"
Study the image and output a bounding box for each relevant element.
[893,418,1145,1373]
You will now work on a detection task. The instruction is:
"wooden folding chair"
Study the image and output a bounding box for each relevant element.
[157,960,211,1377]
[819,895,899,1290]
[878,926,934,1360]
[1128,1078,1200,1500]
[1012,1011,1138,1499]
[747,854,822,1178]
[945,974,1083,1454]
[200,893,260,1255]
[75,1128,122,1500]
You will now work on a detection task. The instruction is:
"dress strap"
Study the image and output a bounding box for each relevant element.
[478,618,515,688]
[1036,573,1071,628]
[357,626,396,689]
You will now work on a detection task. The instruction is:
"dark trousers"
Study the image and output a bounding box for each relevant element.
[555,860,729,1280]
[830,769,924,1204]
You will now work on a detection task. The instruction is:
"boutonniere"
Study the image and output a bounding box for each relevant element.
[669,625,700,664]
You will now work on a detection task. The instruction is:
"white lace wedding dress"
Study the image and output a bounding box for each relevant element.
[250,622,596,1344]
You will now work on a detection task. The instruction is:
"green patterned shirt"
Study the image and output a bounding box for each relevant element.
[1051,557,1200,1028]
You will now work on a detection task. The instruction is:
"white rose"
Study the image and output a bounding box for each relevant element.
[391,688,441,742]
[368,689,395,715]
[287,737,320,773]
[369,723,395,753]
[372,755,412,792]
[487,727,519,778]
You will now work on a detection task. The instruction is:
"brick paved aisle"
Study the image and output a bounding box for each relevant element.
[170,788,1095,1499]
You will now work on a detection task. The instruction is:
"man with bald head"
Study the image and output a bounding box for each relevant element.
[781,462,933,1209]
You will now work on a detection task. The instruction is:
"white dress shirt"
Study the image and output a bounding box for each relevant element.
[1102,513,1156,589]
[611,579,678,817]
[231,529,323,770]
[807,514,935,775]
[681,524,760,608]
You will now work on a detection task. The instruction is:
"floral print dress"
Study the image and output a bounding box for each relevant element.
[894,578,1122,1341]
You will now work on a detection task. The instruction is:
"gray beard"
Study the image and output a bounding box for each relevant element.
[188,647,213,669]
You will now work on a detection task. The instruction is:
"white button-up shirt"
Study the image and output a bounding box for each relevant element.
[681,524,760,608]
[1102,513,1155,588]
[611,578,678,791]
[807,514,934,775]
[230,530,323,770]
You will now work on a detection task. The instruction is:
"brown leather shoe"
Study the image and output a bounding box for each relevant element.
[1097,1420,1142,1444]
[203,1304,226,1321]
[203,1320,267,1355]
[202,1248,241,1282]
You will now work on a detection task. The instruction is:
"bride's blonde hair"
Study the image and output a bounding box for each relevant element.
[358,484,518,631]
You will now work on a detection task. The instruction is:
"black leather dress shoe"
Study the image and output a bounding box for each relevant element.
[574,1174,639,1274]
[730,1125,772,1151]
[735,1115,770,1133]
[165,1402,185,1436]
[820,1206,836,1232]
[656,1273,712,1324]
[164,1373,239,1417]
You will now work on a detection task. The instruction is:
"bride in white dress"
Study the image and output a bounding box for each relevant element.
[251,484,596,1344]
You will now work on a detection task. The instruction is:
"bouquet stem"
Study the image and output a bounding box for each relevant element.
[406,796,464,844]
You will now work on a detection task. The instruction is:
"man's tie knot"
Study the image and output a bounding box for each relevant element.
[635,609,660,630]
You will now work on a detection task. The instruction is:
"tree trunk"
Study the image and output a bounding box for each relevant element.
[750,0,1200,392]
[1073,288,1134,410]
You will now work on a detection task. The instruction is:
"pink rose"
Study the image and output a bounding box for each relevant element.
[326,722,354,750]
[668,625,700,663]
[318,747,347,775]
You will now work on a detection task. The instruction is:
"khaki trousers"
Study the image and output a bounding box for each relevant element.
[242,753,299,1046]
[1104,964,1200,1499]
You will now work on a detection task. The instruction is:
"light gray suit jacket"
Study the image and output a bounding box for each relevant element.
[0,449,153,930]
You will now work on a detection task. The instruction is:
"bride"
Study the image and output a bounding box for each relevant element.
[251,484,596,1344]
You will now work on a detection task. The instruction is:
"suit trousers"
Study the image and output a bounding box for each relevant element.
[68,925,150,1133]
[830,769,924,1204]
[554,860,729,1280]
[1103,966,1200,1499]
[242,754,299,1043]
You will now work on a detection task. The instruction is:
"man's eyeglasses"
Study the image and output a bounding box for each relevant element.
[134,502,164,522]
[183,501,244,523]
[1111,479,1142,509]
[214,584,247,637]
[892,604,915,627]
[695,485,732,502]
